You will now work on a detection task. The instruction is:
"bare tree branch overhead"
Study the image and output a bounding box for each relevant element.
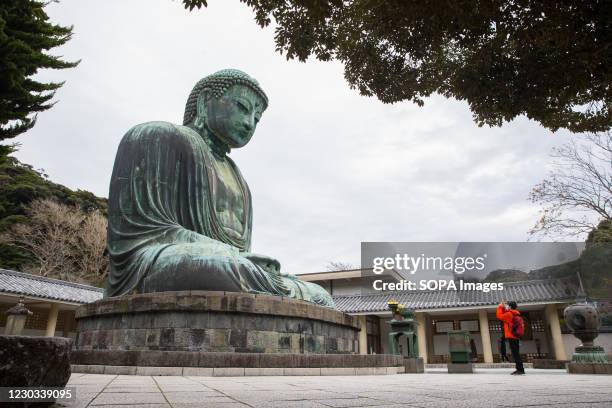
[325,261,356,271]
[529,132,612,238]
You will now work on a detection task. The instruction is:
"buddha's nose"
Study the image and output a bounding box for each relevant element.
[242,117,254,131]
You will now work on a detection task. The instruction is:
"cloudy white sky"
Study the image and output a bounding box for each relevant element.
[13,0,577,274]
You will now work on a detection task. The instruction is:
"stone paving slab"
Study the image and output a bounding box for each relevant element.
[90,392,168,405]
[57,369,612,408]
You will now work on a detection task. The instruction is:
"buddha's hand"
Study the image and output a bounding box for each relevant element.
[241,252,281,275]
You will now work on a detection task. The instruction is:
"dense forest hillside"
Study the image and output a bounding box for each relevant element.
[0,146,107,270]
[482,221,611,302]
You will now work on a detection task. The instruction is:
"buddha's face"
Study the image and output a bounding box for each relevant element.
[205,85,265,149]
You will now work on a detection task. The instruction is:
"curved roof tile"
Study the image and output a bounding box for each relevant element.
[0,269,104,304]
[333,278,578,313]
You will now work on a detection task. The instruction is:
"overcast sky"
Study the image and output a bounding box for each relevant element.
[13,0,578,274]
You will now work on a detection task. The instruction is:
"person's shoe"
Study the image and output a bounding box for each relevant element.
[510,370,525,375]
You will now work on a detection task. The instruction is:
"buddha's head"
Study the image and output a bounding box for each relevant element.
[183,69,268,153]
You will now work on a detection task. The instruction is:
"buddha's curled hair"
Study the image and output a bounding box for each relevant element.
[183,69,269,126]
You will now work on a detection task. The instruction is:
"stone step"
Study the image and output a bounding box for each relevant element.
[425,363,534,369]
[71,364,407,376]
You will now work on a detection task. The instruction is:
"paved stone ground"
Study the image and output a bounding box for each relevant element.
[57,369,612,408]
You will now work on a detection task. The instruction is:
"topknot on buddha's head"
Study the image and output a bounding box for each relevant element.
[183,69,268,126]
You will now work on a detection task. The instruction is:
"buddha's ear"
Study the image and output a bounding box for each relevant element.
[194,91,208,130]
[196,92,208,120]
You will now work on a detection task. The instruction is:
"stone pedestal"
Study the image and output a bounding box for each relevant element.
[403,357,424,373]
[75,291,359,354]
[571,345,608,363]
[564,300,608,366]
[73,291,404,374]
[447,363,474,373]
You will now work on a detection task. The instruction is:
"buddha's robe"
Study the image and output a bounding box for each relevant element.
[106,121,334,307]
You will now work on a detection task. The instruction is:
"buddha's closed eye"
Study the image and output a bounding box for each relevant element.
[235,99,250,113]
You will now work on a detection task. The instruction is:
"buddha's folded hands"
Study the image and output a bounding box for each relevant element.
[240,252,281,275]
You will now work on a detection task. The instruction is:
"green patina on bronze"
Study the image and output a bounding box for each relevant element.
[105,69,334,308]
[387,301,419,358]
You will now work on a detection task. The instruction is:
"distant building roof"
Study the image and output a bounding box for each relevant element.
[299,269,365,281]
[298,268,404,282]
[0,268,580,312]
[332,278,579,313]
[0,269,104,305]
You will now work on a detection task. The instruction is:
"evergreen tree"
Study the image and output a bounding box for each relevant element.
[0,0,78,140]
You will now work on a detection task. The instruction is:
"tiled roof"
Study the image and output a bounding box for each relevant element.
[332,278,579,313]
[0,269,104,304]
[0,269,580,311]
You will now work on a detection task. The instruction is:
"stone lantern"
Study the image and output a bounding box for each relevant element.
[4,296,33,335]
[563,274,608,364]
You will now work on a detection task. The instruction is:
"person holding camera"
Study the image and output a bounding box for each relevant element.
[496,300,525,375]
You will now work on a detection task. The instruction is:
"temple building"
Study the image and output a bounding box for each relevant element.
[0,269,103,338]
[299,268,612,363]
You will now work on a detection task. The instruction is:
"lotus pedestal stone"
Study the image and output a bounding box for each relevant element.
[72,291,404,375]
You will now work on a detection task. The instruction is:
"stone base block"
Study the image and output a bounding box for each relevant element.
[355,367,388,375]
[567,362,612,375]
[101,365,138,375]
[244,367,283,376]
[183,367,215,376]
[403,357,424,373]
[532,359,568,369]
[447,363,474,373]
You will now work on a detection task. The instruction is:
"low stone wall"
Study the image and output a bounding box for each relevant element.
[71,364,407,376]
[75,291,360,354]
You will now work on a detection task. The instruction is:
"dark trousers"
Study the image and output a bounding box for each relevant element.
[508,339,524,373]
[500,336,508,361]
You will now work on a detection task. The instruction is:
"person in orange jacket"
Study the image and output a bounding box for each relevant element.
[496,301,525,375]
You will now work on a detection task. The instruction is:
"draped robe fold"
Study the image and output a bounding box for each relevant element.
[106,121,334,308]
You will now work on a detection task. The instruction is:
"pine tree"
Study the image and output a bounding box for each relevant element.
[0,0,78,140]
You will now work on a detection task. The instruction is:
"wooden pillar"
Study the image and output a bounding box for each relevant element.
[45,303,59,337]
[63,312,73,337]
[545,304,567,360]
[478,309,494,363]
[415,312,428,363]
[358,315,368,355]
[426,315,435,362]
